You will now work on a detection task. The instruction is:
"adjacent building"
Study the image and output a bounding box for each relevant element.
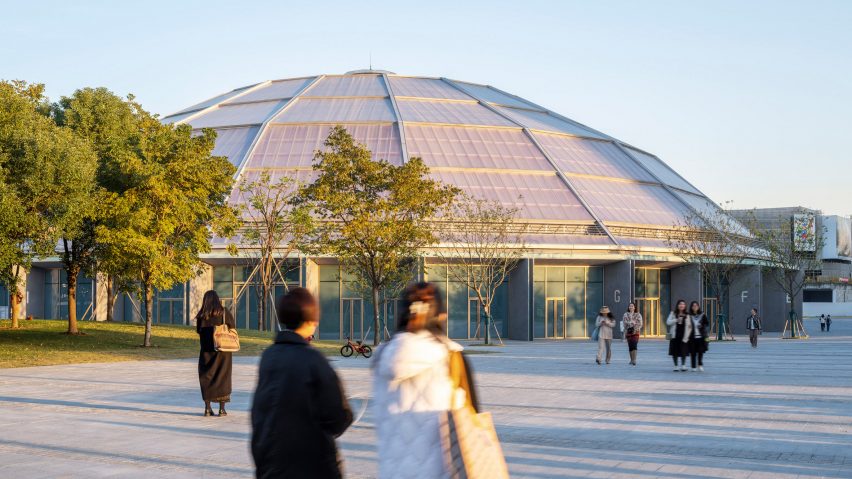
[6,71,799,338]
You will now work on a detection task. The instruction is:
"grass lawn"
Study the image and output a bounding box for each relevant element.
[0,319,342,368]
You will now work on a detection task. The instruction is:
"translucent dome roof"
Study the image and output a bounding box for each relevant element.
[163,72,735,251]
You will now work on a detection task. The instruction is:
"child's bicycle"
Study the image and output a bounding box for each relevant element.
[340,337,372,358]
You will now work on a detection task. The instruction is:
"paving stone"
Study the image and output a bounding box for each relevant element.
[0,318,849,478]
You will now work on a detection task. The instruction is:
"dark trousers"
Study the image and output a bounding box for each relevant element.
[821,322,825,331]
[827,322,831,332]
[690,349,704,368]
[672,355,686,366]
[749,329,759,348]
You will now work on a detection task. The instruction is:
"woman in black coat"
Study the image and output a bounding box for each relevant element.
[688,301,709,371]
[196,290,235,417]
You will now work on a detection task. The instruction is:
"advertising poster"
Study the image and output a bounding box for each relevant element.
[838,216,852,258]
[792,213,817,252]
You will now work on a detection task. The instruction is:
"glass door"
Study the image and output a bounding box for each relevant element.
[636,298,660,337]
[546,297,566,338]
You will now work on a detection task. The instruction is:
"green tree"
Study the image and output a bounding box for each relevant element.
[237,171,314,331]
[298,126,458,345]
[49,88,142,332]
[0,80,96,329]
[97,111,238,346]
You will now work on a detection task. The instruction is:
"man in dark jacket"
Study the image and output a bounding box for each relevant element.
[251,288,353,479]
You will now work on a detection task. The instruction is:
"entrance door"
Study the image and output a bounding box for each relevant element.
[342,298,364,342]
[636,298,661,337]
[545,298,566,338]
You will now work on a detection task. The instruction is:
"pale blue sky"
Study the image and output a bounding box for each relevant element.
[3,0,850,214]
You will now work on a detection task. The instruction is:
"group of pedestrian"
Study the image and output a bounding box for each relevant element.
[194,283,501,478]
[666,300,710,371]
[819,314,833,332]
[594,302,644,366]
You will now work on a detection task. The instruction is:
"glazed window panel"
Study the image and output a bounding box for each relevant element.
[503,108,606,139]
[225,78,314,104]
[533,133,655,180]
[389,77,471,100]
[405,125,553,170]
[397,98,516,127]
[570,177,692,226]
[245,124,402,168]
[187,100,288,128]
[304,75,387,97]
[273,97,396,123]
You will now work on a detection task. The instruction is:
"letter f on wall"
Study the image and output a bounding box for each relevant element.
[741,291,748,303]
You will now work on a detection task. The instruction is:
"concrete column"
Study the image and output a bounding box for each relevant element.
[188,263,213,325]
[507,258,532,341]
[604,260,632,339]
[94,273,109,321]
[671,264,702,306]
[304,258,320,298]
[728,266,762,335]
[760,269,803,333]
[24,267,44,319]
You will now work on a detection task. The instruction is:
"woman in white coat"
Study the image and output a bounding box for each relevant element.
[666,299,692,371]
[371,282,476,479]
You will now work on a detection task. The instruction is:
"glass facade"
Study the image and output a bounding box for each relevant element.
[634,268,671,337]
[533,266,603,338]
[115,282,187,325]
[317,264,395,342]
[44,269,95,320]
[426,264,509,340]
[213,263,300,330]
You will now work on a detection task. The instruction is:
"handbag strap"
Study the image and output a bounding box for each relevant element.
[448,350,476,412]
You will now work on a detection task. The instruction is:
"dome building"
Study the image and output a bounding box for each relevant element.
[12,71,795,338]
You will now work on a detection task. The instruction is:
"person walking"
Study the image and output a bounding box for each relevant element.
[820,314,826,332]
[826,314,832,332]
[195,290,235,417]
[251,288,353,479]
[688,301,709,372]
[666,300,692,371]
[746,308,762,348]
[372,282,482,479]
[623,302,643,366]
[595,306,616,365]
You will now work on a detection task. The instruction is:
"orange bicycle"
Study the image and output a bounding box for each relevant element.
[340,337,372,358]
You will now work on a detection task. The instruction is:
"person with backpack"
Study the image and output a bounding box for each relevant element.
[688,301,709,371]
[195,290,236,417]
[622,302,643,366]
[251,288,353,479]
[826,314,832,332]
[746,308,762,348]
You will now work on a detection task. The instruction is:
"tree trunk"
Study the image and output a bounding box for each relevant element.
[142,281,153,347]
[67,267,79,334]
[10,289,21,329]
[259,285,267,332]
[106,276,115,322]
[9,267,21,328]
[372,286,381,346]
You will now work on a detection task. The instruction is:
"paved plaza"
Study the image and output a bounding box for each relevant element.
[1,318,850,478]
